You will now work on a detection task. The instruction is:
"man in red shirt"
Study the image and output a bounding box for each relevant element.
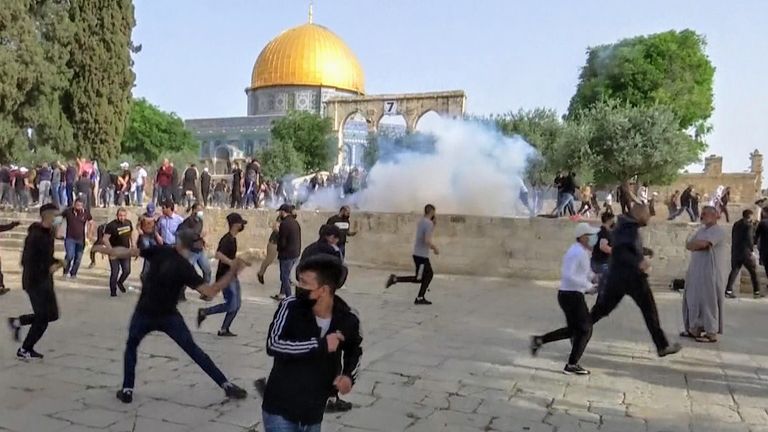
[155,159,174,204]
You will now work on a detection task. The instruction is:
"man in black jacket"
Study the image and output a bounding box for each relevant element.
[301,225,342,263]
[755,208,768,284]
[261,255,362,431]
[532,205,681,359]
[725,209,760,298]
[7,204,64,360]
[274,204,301,301]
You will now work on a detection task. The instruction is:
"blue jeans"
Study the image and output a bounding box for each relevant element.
[668,205,696,222]
[64,239,85,276]
[279,258,297,297]
[135,184,144,207]
[556,193,575,217]
[59,185,68,207]
[188,251,212,284]
[262,411,321,432]
[203,278,241,331]
[51,183,60,207]
[122,311,227,389]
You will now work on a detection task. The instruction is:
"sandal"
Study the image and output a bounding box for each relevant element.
[695,334,718,343]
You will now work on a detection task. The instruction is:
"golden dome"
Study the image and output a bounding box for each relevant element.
[251,23,365,94]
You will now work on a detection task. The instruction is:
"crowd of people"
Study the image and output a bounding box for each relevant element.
[545,170,737,225]
[4,155,768,430]
[0,157,371,218]
[3,191,400,431]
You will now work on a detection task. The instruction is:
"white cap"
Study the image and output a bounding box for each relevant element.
[203,167,209,172]
[19,167,28,173]
[574,222,600,239]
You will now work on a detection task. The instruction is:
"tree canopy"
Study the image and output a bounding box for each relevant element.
[568,29,715,133]
[120,99,199,164]
[0,0,135,163]
[258,139,305,179]
[571,100,705,186]
[270,111,334,173]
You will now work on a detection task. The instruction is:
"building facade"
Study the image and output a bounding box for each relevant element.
[186,20,366,174]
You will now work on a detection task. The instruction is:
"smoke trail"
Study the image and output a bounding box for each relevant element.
[355,117,536,216]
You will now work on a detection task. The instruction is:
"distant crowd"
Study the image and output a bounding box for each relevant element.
[0,157,369,213]
[545,171,734,222]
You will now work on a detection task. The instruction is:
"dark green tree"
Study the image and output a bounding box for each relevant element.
[568,29,715,133]
[270,110,333,173]
[0,0,75,161]
[63,0,135,162]
[120,98,199,164]
[258,140,305,179]
[572,100,705,186]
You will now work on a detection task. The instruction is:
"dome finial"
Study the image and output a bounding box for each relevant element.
[308,0,314,24]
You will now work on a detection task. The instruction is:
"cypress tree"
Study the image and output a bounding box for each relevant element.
[64,0,135,162]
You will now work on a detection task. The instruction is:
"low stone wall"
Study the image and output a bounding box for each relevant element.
[81,208,705,284]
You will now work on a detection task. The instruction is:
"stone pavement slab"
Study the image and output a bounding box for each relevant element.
[1,260,768,431]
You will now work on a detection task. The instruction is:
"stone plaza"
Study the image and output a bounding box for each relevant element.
[1,241,768,432]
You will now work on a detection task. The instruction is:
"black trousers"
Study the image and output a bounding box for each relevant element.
[540,274,670,352]
[540,291,592,365]
[18,283,59,351]
[109,258,131,295]
[726,257,760,294]
[394,255,433,298]
[231,189,241,208]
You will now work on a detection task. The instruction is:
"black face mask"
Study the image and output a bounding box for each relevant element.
[295,287,317,307]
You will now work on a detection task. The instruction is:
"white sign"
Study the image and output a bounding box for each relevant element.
[383,100,398,115]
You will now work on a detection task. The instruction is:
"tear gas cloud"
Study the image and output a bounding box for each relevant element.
[302,117,537,217]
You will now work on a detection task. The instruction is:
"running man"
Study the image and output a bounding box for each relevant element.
[93,229,249,404]
[7,204,64,360]
[197,213,247,337]
[531,223,600,375]
[385,204,439,305]
[531,204,682,360]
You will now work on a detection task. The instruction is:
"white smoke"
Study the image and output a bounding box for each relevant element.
[301,117,537,217]
[357,118,536,216]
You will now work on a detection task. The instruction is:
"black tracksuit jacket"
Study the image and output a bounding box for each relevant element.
[263,296,363,425]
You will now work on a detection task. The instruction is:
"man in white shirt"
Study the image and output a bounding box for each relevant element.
[530,223,599,375]
[134,164,148,207]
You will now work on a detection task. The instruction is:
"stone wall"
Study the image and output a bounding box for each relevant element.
[88,208,708,284]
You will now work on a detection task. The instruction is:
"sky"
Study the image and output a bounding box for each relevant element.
[132,0,768,172]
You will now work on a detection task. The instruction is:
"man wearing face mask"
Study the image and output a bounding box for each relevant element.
[180,203,211,285]
[93,229,250,404]
[531,223,600,375]
[260,255,362,432]
[300,224,343,262]
[532,205,682,362]
[197,213,247,337]
[7,204,65,360]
